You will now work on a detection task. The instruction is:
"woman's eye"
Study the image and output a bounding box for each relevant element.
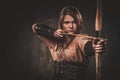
[64,21,70,24]
[63,21,75,24]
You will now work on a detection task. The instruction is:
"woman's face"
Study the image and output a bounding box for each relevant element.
[62,15,77,34]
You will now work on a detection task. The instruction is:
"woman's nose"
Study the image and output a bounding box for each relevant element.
[69,23,73,28]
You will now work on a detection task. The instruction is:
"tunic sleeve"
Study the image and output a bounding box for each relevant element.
[78,34,93,56]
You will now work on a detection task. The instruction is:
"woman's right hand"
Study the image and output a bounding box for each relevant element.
[54,29,65,38]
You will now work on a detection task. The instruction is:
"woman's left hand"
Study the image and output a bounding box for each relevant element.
[92,38,107,53]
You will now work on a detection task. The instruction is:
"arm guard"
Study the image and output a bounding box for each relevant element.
[34,23,65,42]
[84,41,95,56]
[34,23,56,39]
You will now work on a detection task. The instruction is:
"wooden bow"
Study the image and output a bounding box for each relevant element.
[95,0,103,80]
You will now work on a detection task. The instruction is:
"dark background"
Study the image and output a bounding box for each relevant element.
[1,0,120,80]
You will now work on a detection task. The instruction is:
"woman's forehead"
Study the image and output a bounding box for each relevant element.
[64,15,74,21]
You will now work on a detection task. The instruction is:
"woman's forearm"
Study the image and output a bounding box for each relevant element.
[33,23,56,39]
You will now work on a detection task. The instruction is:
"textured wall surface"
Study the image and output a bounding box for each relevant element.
[1,0,120,80]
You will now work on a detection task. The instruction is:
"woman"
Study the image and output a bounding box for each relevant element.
[32,6,106,80]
